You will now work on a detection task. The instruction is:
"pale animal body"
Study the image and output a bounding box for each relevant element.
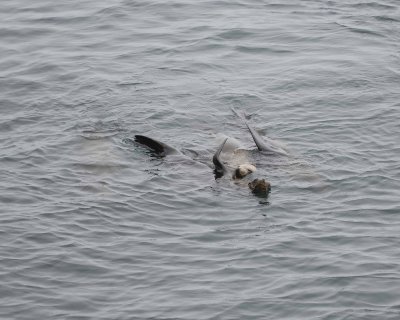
[134,111,288,197]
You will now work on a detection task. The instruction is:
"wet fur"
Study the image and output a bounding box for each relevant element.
[135,135,180,156]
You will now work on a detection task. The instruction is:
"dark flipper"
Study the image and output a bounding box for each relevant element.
[232,108,288,155]
[245,122,268,152]
[135,135,180,156]
[245,123,288,155]
[213,138,228,179]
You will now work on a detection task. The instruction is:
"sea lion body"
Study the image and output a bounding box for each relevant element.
[134,110,286,198]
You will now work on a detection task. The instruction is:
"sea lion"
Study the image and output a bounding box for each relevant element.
[135,134,266,195]
[134,110,286,197]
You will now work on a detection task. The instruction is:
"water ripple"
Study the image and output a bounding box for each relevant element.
[1,0,400,319]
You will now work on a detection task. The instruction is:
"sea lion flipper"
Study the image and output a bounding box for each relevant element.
[134,135,179,156]
[213,138,228,179]
[231,108,288,156]
[232,108,268,151]
[245,122,265,152]
[245,123,288,155]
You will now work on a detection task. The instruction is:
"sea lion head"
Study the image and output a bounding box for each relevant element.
[248,178,271,197]
[233,164,256,179]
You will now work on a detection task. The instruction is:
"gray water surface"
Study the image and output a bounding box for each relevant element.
[1,0,400,319]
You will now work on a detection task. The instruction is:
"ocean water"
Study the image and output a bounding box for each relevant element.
[1,0,400,319]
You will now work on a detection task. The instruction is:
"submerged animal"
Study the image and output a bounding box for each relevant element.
[134,110,288,197]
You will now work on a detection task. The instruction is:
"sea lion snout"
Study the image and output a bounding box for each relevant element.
[248,178,271,196]
[233,164,256,179]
